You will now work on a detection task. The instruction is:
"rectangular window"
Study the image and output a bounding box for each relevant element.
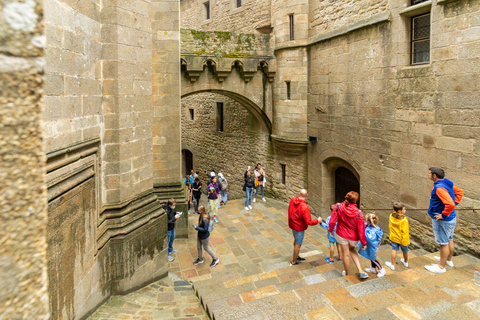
[286,81,291,100]
[411,13,430,64]
[189,108,194,120]
[204,1,210,20]
[236,0,241,8]
[216,102,224,132]
[289,14,294,40]
[281,164,286,185]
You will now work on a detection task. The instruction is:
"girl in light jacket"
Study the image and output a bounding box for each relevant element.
[359,214,386,277]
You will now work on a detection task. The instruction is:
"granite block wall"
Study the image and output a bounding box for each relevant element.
[307,0,480,256]
[0,0,49,318]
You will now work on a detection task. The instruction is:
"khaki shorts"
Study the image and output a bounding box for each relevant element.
[336,234,359,247]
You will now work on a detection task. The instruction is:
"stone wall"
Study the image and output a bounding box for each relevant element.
[181,29,271,57]
[309,0,387,36]
[308,0,480,256]
[0,0,49,318]
[181,93,271,200]
[180,0,271,34]
[41,0,180,319]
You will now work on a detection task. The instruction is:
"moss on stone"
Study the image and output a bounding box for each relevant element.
[214,31,231,42]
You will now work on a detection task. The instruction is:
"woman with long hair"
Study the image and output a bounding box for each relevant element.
[328,191,368,279]
[244,170,255,211]
[192,205,219,267]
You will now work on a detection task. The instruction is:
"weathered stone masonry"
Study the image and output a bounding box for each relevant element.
[180,0,480,256]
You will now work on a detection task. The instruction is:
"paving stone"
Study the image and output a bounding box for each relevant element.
[355,308,401,320]
[347,274,406,298]
[304,274,326,285]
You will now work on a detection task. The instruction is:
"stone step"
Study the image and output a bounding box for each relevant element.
[196,253,478,319]
[191,253,327,298]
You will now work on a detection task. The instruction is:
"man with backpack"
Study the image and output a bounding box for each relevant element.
[217,173,228,207]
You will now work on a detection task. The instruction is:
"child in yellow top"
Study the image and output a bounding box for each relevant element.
[385,202,410,271]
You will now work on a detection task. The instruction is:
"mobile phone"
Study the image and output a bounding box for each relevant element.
[177,212,183,216]
[192,224,195,228]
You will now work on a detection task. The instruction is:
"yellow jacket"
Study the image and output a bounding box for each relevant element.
[389,212,410,246]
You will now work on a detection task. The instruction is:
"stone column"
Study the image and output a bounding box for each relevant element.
[151,0,187,237]
[0,0,49,318]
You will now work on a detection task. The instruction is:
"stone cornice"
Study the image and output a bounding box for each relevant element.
[399,1,432,17]
[271,135,309,156]
[181,54,276,83]
[307,12,391,47]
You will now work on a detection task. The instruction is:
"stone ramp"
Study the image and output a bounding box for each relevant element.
[188,252,480,319]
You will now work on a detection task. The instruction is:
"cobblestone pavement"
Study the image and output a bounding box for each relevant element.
[88,197,480,319]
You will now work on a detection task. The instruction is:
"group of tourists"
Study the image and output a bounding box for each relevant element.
[243,163,266,210]
[288,167,463,278]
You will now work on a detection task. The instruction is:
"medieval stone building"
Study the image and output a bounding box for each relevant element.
[180,0,480,255]
[0,0,479,319]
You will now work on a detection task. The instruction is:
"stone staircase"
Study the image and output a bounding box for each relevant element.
[187,246,480,319]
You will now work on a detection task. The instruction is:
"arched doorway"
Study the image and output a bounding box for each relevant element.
[334,166,360,204]
[182,149,193,175]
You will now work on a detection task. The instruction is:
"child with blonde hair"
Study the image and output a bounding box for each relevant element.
[385,202,409,270]
[320,204,343,263]
[359,213,386,277]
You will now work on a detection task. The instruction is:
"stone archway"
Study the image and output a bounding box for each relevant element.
[321,157,361,209]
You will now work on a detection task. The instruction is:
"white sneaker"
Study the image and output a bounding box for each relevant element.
[434,256,454,267]
[377,268,386,278]
[253,198,256,202]
[425,264,446,273]
[168,255,174,262]
[364,267,377,274]
[171,249,178,254]
[245,206,249,211]
[248,205,252,209]
[342,270,346,277]
[385,262,395,270]
[400,259,409,268]
[262,198,266,202]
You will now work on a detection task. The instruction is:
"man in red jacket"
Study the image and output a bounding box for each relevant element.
[288,189,322,265]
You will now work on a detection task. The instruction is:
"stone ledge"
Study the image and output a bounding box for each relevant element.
[271,135,309,156]
[399,1,432,17]
[437,0,458,4]
[308,12,391,46]
[97,189,163,250]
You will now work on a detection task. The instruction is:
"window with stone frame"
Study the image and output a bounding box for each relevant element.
[236,0,241,8]
[188,108,194,120]
[289,14,294,41]
[281,164,286,184]
[216,102,224,132]
[286,81,291,100]
[411,13,430,64]
[204,1,210,20]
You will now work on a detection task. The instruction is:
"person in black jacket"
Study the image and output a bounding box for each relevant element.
[192,205,219,267]
[163,198,180,262]
[244,170,255,211]
[192,178,202,212]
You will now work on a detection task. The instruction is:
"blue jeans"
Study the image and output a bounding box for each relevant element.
[245,187,253,207]
[391,241,409,252]
[254,184,264,199]
[432,217,456,245]
[220,190,227,204]
[193,197,200,212]
[167,229,175,254]
[292,230,305,245]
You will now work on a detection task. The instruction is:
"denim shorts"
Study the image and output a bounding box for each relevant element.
[432,217,456,245]
[292,230,305,245]
[329,241,336,247]
[391,241,409,253]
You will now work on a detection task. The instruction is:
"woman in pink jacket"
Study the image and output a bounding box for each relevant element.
[328,191,368,279]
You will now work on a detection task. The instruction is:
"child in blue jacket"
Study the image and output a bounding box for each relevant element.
[359,213,386,277]
[320,204,343,263]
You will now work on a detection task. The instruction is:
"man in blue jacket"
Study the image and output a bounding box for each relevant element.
[425,167,463,274]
